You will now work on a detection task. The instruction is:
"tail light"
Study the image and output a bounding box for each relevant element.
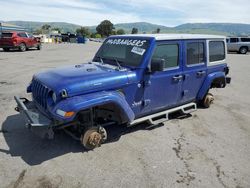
[12,37,17,45]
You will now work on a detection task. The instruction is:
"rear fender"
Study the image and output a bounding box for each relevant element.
[51,91,135,123]
[197,72,226,100]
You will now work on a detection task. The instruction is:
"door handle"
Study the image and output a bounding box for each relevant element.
[173,75,183,82]
[197,71,206,76]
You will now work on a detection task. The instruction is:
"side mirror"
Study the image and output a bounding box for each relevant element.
[151,58,165,72]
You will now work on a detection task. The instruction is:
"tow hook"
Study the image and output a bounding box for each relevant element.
[15,106,20,112]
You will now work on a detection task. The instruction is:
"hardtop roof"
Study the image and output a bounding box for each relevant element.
[114,33,225,40]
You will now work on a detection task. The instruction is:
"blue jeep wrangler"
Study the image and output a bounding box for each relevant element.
[14,34,231,149]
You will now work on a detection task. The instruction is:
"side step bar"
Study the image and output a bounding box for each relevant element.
[129,102,197,126]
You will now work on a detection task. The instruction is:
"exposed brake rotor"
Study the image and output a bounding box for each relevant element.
[203,93,214,108]
[81,127,107,150]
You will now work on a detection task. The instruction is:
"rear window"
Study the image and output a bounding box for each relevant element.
[241,38,250,42]
[209,41,225,62]
[2,33,13,38]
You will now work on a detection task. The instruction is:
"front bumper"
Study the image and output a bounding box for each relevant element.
[14,96,55,138]
[14,96,51,127]
[0,44,18,48]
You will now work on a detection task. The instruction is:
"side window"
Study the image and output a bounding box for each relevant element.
[241,38,250,42]
[209,41,225,62]
[230,38,238,43]
[186,42,205,65]
[17,33,28,38]
[27,33,33,38]
[152,44,179,69]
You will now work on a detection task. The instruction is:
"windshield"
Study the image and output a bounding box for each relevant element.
[93,38,150,68]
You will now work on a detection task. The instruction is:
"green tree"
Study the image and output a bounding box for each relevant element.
[117,29,125,35]
[156,28,160,33]
[96,20,114,37]
[76,27,91,37]
[111,30,117,35]
[41,24,51,30]
[34,28,43,34]
[90,33,96,38]
[131,27,138,34]
[95,33,102,38]
[41,24,51,34]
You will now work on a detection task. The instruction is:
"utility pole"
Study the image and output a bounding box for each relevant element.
[0,22,2,38]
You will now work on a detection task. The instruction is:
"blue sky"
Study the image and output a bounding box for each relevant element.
[0,0,249,26]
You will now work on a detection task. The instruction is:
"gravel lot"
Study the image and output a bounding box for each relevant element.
[0,43,249,188]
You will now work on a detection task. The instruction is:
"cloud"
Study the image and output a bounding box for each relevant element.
[0,0,249,26]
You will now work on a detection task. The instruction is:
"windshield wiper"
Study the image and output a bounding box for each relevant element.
[96,56,124,70]
[95,56,104,64]
[113,58,122,70]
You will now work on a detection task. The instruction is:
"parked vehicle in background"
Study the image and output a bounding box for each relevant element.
[0,32,41,52]
[226,37,250,54]
[14,34,231,150]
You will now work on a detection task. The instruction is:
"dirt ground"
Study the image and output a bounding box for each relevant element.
[0,43,249,188]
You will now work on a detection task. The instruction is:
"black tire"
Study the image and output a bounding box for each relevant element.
[37,43,42,50]
[3,48,10,52]
[239,47,248,54]
[19,43,26,52]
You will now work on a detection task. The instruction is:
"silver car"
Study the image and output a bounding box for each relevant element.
[226,37,250,54]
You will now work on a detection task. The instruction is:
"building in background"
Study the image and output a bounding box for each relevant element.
[0,22,27,37]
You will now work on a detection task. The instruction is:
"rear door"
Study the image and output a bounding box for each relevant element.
[142,41,183,116]
[181,40,207,103]
[227,37,239,51]
[17,32,29,46]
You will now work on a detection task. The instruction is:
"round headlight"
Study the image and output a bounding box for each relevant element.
[52,92,57,103]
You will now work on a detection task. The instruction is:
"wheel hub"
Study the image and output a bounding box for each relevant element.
[204,93,214,107]
[81,127,107,150]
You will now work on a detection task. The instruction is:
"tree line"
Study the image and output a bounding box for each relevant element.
[36,20,161,38]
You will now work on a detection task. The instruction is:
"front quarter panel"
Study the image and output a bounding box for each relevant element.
[51,91,135,123]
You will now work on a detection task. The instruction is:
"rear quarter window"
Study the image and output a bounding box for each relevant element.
[209,41,225,62]
[241,38,250,42]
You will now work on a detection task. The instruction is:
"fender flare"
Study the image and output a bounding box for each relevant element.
[197,72,226,100]
[51,91,135,123]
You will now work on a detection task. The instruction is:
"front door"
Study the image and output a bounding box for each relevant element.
[142,41,183,116]
[181,40,207,103]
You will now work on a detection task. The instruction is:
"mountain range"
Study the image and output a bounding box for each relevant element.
[2,21,250,36]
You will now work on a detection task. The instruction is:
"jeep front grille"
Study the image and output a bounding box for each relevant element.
[32,79,49,110]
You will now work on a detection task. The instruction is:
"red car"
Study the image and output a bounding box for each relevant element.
[0,32,41,52]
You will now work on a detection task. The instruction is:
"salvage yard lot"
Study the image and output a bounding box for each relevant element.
[0,42,250,188]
